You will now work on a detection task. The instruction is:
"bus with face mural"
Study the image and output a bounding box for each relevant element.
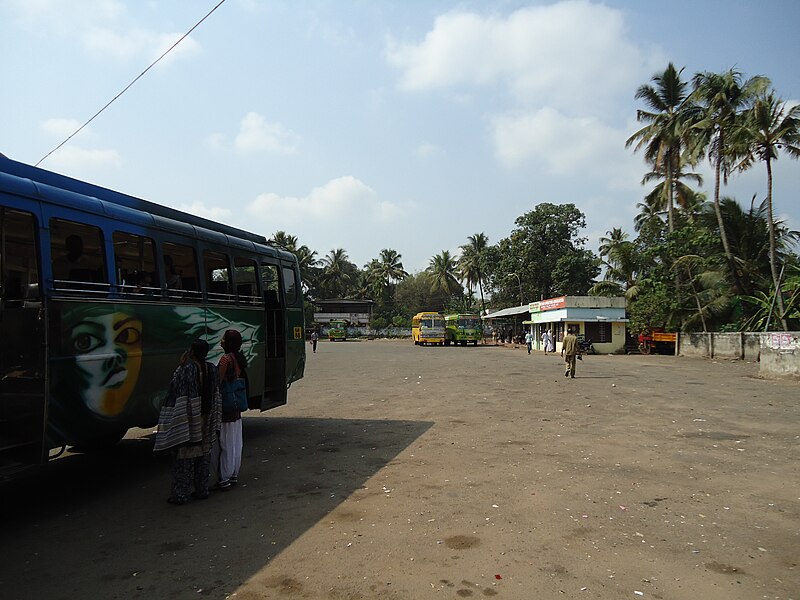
[0,156,306,480]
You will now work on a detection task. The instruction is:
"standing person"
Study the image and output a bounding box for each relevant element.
[154,339,222,505]
[561,326,579,378]
[525,330,533,354]
[213,329,247,490]
[542,329,554,355]
[310,330,319,353]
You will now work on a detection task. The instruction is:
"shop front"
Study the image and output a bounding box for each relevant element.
[524,296,628,354]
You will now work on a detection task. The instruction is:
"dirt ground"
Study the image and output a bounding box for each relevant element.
[1,339,798,600]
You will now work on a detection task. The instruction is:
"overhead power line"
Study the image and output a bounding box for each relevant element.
[36,0,227,167]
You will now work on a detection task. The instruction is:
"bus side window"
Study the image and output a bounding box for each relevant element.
[1,208,40,305]
[49,219,107,290]
[261,263,281,307]
[234,256,260,305]
[162,241,199,300]
[282,266,298,306]
[113,231,158,297]
[203,250,233,303]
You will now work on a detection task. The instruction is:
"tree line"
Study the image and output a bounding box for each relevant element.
[270,64,799,333]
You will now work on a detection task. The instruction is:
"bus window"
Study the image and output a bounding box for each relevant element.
[282,266,298,306]
[261,263,281,307]
[234,256,260,305]
[50,219,106,290]
[113,231,157,297]
[204,250,232,303]
[162,241,199,299]
[1,208,40,304]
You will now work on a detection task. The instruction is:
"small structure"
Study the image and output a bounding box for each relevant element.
[524,296,628,354]
[482,304,530,344]
[313,299,374,326]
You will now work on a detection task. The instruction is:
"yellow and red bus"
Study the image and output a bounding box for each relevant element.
[412,312,445,346]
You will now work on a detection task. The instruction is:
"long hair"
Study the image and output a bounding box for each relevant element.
[222,329,247,374]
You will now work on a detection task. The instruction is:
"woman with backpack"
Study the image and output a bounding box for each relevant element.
[212,329,248,490]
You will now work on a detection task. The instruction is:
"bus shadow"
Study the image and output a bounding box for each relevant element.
[0,416,433,599]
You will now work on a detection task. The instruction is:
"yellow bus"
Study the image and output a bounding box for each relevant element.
[412,312,446,346]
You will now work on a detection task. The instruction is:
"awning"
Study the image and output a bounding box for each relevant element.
[482,305,530,319]
[522,317,629,324]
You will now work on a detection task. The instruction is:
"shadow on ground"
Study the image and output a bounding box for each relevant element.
[0,416,433,599]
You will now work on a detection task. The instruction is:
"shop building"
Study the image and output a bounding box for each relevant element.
[524,296,628,354]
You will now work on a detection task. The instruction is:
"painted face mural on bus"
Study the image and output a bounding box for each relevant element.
[64,306,143,417]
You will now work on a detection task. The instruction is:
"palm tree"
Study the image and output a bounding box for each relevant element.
[376,248,409,288]
[690,69,770,294]
[626,63,696,233]
[427,250,461,298]
[640,158,704,220]
[590,229,642,299]
[735,92,800,329]
[320,248,355,298]
[294,245,319,295]
[458,233,489,313]
[269,231,298,252]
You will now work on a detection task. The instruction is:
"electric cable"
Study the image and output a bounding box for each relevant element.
[36,0,227,167]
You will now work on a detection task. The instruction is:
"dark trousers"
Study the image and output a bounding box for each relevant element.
[171,453,211,501]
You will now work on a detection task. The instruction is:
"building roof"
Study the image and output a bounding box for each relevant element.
[482,305,531,319]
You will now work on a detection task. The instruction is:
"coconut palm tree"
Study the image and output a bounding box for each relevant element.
[690,69,770,294]
[734,92,800,329]
[626,63,696,233]
[320,248,356,298]
[376,248,409,288]
[590,229,642,299]
[427,250,461,297]
[640,157,704,221]
[269,231,298,252]
[458,233,489,313]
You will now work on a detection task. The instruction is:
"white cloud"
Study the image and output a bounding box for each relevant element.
[386,1,661,114]
[8,0,199,65]
[41,118,85,139]
[7,0,125,35]
[176,201,231,222]
[491,107,639,186]
[416,142,441,158]
[234,112,300,155]
[45,146,121,170]
[82,28,200,63]
[247,176,400,225]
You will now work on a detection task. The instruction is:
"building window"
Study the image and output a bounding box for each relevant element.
[584,322,612,343]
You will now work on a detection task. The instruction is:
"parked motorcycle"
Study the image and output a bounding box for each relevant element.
[578,338,596,355]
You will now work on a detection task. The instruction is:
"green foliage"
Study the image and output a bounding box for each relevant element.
[487,203,599,306]
[627,281,676,335]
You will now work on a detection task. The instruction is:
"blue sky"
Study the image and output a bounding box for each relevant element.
[2,0,799,274]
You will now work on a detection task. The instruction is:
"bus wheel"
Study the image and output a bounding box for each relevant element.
[444,339,450,346]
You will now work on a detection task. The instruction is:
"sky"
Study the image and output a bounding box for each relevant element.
[2,0,799,275]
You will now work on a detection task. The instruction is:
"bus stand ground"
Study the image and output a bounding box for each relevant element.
[2,339,797,600]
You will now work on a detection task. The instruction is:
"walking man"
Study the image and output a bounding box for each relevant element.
[561,326,579,378]
[310,330,319,353]
[525,330,533,354]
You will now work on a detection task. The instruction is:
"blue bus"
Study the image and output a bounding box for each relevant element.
[0,156,305,479]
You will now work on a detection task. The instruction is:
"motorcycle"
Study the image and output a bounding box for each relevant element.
[578,338,596,355]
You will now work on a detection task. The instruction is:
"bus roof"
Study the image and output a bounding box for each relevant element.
[0,156,295,262]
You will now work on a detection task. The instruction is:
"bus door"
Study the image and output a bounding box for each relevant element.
[0,207,47,476]
[260,263,286,409]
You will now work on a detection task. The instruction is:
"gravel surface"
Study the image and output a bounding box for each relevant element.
[2,339,797,600]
